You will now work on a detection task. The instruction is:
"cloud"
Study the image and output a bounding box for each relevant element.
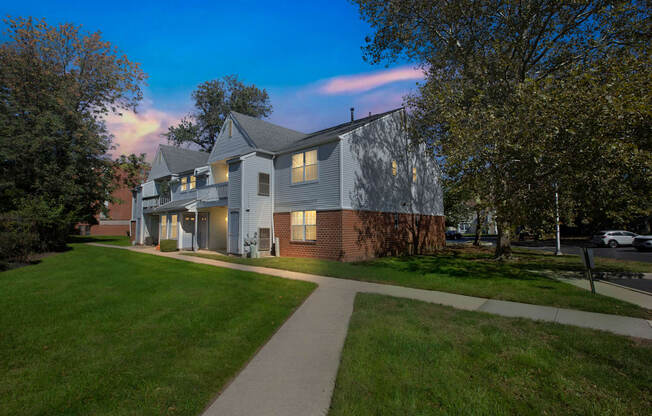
[319,66,425,95]
[105,105,182,160]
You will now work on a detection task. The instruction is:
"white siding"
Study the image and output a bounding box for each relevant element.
[208,117,254,163]
[241,154,274,249]
[340,111,443,215]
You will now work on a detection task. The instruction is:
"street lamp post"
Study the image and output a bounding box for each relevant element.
[554,183,562,256]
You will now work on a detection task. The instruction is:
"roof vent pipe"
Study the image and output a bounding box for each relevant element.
[350,107,354,122]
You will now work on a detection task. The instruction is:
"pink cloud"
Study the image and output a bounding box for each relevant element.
[319,66,425,95]
[105,106,181,160]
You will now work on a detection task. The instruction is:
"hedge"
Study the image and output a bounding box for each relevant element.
[160,239,178,252]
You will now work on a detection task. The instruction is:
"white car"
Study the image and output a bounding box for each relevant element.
[633,236,652,251]
[591,230,638,248]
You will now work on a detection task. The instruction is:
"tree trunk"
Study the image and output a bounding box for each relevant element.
[473,209,487,246]
[495,219,512,259]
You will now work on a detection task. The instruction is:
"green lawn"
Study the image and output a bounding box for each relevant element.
[185,247,650,318]
[68,234,133,246]
[329,294,652,416]
[0,244,315,416]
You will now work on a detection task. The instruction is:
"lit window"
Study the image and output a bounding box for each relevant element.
[412,167,417,183]
[291,210,317,241]
[391,160,397,176]
[189,175,196,190]
[258,173,270,196]
[291,149,318,183]
[170,214,178,239]
[181,177,187,191]
[161,215,167,238]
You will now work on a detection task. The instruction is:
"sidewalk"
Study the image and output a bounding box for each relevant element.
[557,277,652,309]
[88,243,652,416]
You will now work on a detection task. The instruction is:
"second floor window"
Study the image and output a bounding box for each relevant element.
[292,149,317,183]
[190,175,196,190]
[258,173,270,196]
[181,177,187,191]
[180,175,196,191]
[391,160,397,176]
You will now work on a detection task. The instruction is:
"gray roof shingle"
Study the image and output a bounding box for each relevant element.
[230,112,307,152]
[160,145,209,174]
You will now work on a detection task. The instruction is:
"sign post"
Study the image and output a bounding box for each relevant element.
[581,247,596,294]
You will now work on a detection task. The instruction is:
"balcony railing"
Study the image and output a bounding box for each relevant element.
[197,182,228,201]
[143,195,171,210]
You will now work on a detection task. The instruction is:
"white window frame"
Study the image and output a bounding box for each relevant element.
[258,172,270,196]
[291,210,316,241]
[291,149,318,184]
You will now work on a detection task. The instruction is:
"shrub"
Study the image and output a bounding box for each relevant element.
[159,239,178,252]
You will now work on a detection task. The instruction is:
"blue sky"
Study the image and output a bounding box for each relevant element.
[2,0,424,157]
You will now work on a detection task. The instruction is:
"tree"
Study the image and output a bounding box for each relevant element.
[114,153,150,190]
[164,75,272,152]
[354,0,650,258]
[0,16,146,254]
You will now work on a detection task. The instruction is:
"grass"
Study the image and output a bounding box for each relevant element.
[0,244,315,416]
[329,293,652,416]
[68,234,133,246]
[185,246,650,318]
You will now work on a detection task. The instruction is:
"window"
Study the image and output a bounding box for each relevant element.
[161,215,167,239]
[189,175,196,190]
[291,149,318,183]
[170,214,178,239]
[412,167,417,183]
[181,177,187,191]
[259,228,270,251]
[391,160,397,176]
[291,210,316,241]
[258,173,270,196]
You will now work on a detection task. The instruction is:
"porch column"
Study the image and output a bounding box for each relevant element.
[193,210,199,251]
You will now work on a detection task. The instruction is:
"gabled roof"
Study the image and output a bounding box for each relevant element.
[230,111,307,152]
[228,108,403,155]
[280,108,403,152]
[149,145,209,180]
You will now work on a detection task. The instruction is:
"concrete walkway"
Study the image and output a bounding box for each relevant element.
[557,277,652,309]
[88,243,652,416]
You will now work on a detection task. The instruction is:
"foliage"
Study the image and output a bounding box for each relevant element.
[114,153,150,190]
[164,75,272,152]
[353,0,651,257]
[159,239,178,252]
[0,16,146,254]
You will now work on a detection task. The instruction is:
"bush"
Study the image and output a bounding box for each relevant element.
[0,213,41,264]
[159,239,178,252]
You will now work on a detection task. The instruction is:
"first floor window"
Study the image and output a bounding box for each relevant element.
[170,214,178,239]
[161,215,167,238]
[291,210,316,241]
[259,228,271,251]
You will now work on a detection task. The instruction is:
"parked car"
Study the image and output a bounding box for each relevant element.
[591,230,638,248]
[445,230,463,240]
[633,235,652,251]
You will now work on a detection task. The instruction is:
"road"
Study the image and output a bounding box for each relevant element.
[449,237,652,263]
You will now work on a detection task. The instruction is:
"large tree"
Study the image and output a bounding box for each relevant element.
[164,75,272,152]
[353,0,650,258]
[0,16,146,254]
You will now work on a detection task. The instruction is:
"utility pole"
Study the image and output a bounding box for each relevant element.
[555,183,562,256]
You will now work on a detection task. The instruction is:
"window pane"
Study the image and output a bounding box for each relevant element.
[258,173,270,196]
[305,164,317,181]
[305,150,317,166]
[412,167,417,183]
[292,167,304,183]
[190,176,196,189]
[259,228,270,250]
[392,160,397,176]
[292,225,304,241]
[305,210,316,225]
[170,214,178,239]
[305,225,316,241]
[291,211,304,226]
[292,153,304,168]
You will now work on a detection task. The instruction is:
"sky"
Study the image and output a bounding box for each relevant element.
[2,0,425,159]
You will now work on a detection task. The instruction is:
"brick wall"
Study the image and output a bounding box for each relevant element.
[274,211,343,260]
[274,209,445,262]
[89,223,130,236]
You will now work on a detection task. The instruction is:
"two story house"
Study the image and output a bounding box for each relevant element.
[133,108,444,261]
